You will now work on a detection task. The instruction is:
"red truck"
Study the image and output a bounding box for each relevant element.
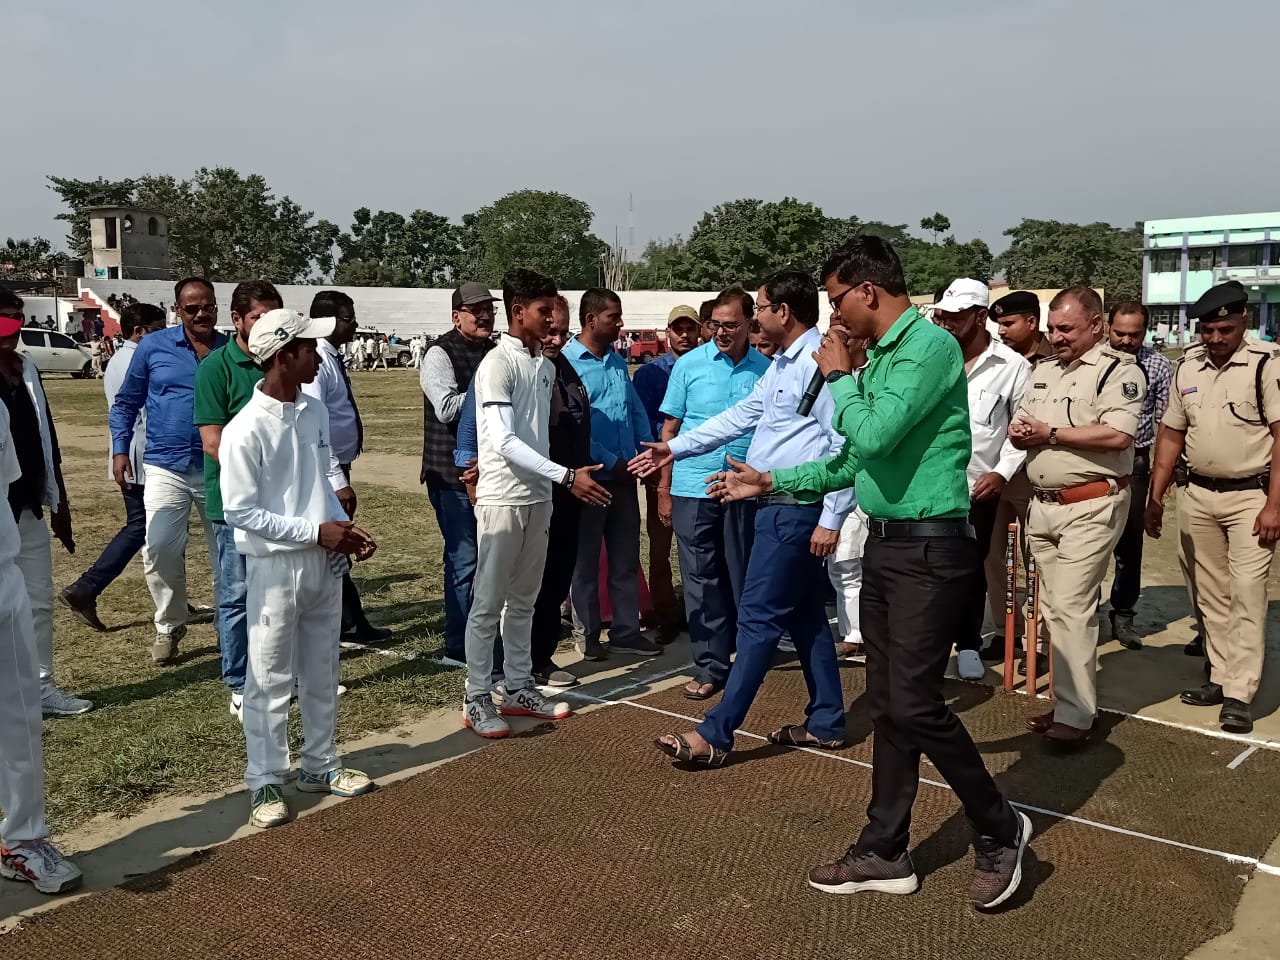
[627,330,668,363]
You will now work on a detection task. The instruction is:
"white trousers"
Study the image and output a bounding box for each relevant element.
[464,502,552,697]
[142,465,219,635]
[0,563,49,843]
[14,512,55,690]
[827,509,868,645]
[243,549,342,791]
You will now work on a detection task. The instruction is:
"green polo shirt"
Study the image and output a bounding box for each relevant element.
[772,306,971,520]
[193,337,263,522]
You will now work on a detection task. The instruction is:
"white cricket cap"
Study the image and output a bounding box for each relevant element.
[933,278,989,313]
[247,308,337,364]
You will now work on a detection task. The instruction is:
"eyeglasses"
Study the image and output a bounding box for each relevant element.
[459,304,495,319]
[828,287,857,312]
[704,320,744,333]
[755,300,779,314]
[179,303,218,317]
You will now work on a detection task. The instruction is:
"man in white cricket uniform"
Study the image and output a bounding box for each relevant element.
[0,401,83,894]
[220,309,378,829]
[461,270,611,739]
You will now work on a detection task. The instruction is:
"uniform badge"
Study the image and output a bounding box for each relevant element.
[1181,386,1198,396]
[1121,381,1138,400]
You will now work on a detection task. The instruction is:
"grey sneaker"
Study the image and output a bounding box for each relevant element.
[534,667,579,688]
[1111,612,1142,650]
[248,784,290,829]
[574,638,607,661]
[498,684,571,720]
[0,839,83,895]
[970,810,1033,910]
[151,625,186,665]
[807,847,920,895]
[462,695,511,739]
[608,637,662,657]
[41,687,94,716]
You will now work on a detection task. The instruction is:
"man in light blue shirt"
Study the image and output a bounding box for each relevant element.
[108,277,227,663]
[564,288,658,660]
[633,269,852,761]
[659,288,770,698]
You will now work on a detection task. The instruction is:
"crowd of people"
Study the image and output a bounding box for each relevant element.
[0,234,1274,914]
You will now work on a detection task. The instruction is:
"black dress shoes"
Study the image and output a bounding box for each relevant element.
[1180,682,1224,707]
[1220,699,1253,734]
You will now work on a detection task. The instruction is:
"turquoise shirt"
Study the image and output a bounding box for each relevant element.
[660,342,771,498]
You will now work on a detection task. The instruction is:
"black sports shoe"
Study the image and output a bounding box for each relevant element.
[59,587,106,632]
[807,848,919,896]
[970,811,1033,910]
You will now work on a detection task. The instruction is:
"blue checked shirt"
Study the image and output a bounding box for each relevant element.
[1134,344,1173,448]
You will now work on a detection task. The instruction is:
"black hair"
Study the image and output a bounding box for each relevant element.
[819,235,908,297]
[0,286,22,312]
[1049,286,1104,317]
[1107,299,1149,326]
[231,280,282,317]
[120,302,166,338]
[578,287,620,327]
[501,269,559,321]
[173,276,214,302]
[712,286,754,321]
[310,289,355,318]
[761,268,820,328]
[698,299,716,325]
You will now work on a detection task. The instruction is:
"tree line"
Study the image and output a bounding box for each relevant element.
[0,168,1141,300]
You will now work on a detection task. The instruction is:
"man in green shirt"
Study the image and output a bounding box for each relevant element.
[195,281,356,719]
[712,237,1030,912]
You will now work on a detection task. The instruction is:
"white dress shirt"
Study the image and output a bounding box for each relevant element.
[219,384,348,557]
[301,338,360,465]
[103,340,146,484]
[964,334,1030,491]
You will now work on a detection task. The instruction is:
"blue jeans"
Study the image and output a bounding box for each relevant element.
[213,522,248,694]
[427,483,478,660]
[697,505,845,750]
[72,484,146,599]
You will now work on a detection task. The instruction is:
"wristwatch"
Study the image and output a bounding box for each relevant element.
[562,468,576,487]
[825,370,850,384]
[1048,427,1059,446]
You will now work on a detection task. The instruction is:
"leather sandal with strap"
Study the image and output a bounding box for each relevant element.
[683,680,722,701]
[654,733,731,767]
[768,723,843,750]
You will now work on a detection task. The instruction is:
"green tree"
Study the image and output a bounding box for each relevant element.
[997,219,1141,301]
[629,237,690,290]
[0,237,65,281]
[467,190,607,288]
[900,237,993,297]
[48,169,336,283]
[919,212,952,243]
[334,207,461,287]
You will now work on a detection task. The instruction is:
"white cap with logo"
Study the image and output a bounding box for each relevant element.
[933,278,990,313]
[247,308,337,365]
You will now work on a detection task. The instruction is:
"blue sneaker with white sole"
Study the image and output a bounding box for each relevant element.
[296,768,374,797]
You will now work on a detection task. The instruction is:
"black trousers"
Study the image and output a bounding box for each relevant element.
[956,497,1001,652]
[530,488,582,671]
[338,463,373,633]
[1109,447,1150,616]
[856,534,1018,857]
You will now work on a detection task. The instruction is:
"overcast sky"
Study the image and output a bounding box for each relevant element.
[5,0,1276,258]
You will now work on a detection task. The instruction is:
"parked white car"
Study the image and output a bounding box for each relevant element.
[17,327,93,377]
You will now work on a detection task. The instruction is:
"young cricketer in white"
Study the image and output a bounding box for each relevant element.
[220,309,377,828]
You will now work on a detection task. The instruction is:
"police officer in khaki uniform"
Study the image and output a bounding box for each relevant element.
[1007,287,1145,745]
[1145,281,1280,734]
[982,292,1058,661]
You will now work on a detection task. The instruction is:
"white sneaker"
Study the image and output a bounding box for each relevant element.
[248,784,290,829]
[1,839,83,895]
[229,692,243,722]
[957,649,986,681]
[296,767,373,797]
[41,687,93,716]
[498,684,572,720]
[437,655,467,669]
[336,683,347,697]
[462,695,511,738]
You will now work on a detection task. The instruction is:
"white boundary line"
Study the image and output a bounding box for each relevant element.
[569,662,1280,878]
[1228,746,1260,770]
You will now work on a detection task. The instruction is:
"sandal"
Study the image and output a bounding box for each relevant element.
[653,733,731,767]
[768,723,843,750]
[682,680,722,701]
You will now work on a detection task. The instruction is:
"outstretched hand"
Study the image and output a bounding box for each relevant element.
[629,441,673,479]
[705,456,771,502]
[571,464,612,507]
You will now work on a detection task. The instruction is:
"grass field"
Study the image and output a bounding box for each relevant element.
[39,370,462,830]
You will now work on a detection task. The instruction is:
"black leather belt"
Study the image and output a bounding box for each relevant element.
[1187,472,1270,493]
[867,518,975,540]
[756,492,819,508]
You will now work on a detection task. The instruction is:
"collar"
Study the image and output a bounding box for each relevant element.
[1197,339,1252,370]
[967,332,1010,375]
[499,333,539,358]
[250,381,309,420]
[781,325,822,362]
[710,344,754,367]
[874,306,924,351]
[1059,341,1107,370]
[226,336,258,367]
[566,336,606,362]
[317,338,338,359]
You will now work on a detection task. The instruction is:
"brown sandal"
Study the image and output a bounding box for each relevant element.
[682,680,722,701]
[654,733,731,767]
[768,724,843,750]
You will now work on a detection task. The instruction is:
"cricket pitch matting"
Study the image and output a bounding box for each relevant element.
[7,666,1278,959]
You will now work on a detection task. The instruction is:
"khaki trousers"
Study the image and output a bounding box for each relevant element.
[1183,485,1275,703]
[1174,486,1207,639]
[1026,488,1129,729]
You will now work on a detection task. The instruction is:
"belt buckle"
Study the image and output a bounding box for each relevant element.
[868,518,887,538]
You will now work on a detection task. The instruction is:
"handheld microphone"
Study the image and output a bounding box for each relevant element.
[797,367,825,417]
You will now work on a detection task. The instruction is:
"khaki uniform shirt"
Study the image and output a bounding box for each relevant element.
[1162,339,1280,479]
[1019,341,1145,489]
